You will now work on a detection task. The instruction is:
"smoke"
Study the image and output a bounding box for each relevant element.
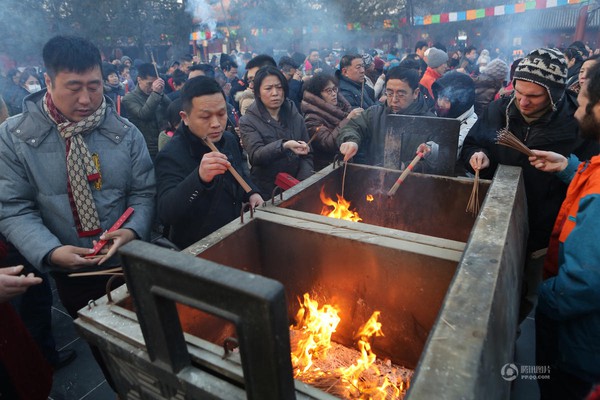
[185,0,218,32]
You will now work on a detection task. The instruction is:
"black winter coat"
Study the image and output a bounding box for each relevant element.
[155,125,259,249]
[337,74,376,109]
[240,99,313,198]
[461,94,599,251]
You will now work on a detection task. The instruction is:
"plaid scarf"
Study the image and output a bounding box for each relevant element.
[43,92,106,237]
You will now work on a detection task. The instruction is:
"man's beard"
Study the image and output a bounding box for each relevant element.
[578,110,600,141]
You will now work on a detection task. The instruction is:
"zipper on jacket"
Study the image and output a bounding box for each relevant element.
[523,126,531,143]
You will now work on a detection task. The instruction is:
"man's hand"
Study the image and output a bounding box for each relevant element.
[340,142,358,162]
[199,152,230,183]
[346,108,363,120]
[529,150,568,173]
[97,228,136,265]
[152,78,165,94]
[249,193,265,208]
[469,151,490,171]
[284,140,309,155]
[50,245,101,270]
[416,143,431,157]
[0,265,42,303]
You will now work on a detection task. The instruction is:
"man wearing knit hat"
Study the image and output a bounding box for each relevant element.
[461,48,599,321]
[420,47,449,98]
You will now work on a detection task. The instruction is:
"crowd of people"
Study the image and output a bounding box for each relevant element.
[0,34,599,400]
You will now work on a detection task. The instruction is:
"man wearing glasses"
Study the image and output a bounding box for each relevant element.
[336,54,376,109]
[337,66,436,169]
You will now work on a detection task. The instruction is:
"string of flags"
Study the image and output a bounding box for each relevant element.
[191,0,584,39]
[414,0,584,26]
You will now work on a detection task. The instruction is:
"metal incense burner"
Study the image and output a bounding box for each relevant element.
[76,164,527,400]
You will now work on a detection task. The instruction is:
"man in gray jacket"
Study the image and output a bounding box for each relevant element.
[122,62,171,159]
[0,35,155,318]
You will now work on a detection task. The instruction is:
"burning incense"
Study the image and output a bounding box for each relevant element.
[202,138,253,193]
[387,152,424,196]
[496,128,535,157]
[466,169,480,216]
[149,52,160,78]
[341,161,348,198]
[306,126,322,146]
[360,80,365,109]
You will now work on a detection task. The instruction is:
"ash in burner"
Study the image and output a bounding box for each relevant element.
[290,294,412,399]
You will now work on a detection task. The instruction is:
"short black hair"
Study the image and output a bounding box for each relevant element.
[303,73,338,97]
[399,57,420,72]
[385,66,420,90]
[166,98,183,129]
[118,64,129,75]
[584,61,600,114]
[432,42,447,53]
[180,54,193,63]
[252,66,289,100]
[339,54,362,70]
[43,36,102,80]
[465,45,477,54]
[180,76,225,113]
[278,56,299,70]
[245,54,277,71]
[18,68,39,86]
[137,63,157,79]
[565,47,583,63]
[415,41,428,52]
[171,69,187,86]
[188,63,215,78]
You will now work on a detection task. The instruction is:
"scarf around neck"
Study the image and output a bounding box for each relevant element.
[43,92,106,237]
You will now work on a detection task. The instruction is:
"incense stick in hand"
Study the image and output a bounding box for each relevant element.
[496,129,535,157]
[466,169,480,216]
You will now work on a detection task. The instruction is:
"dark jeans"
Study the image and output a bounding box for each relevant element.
[536,310,594,400]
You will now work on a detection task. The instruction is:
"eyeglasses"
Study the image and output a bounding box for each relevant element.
[322,86,338,95]
[385,89,410,100]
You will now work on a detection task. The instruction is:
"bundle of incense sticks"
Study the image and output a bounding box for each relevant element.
[466,169,480,216]
[496,128,535,157]
[387,152,424,196]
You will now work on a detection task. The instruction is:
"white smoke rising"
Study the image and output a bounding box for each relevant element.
[185,0,218,32]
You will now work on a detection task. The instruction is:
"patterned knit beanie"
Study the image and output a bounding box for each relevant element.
[512,48,567,110]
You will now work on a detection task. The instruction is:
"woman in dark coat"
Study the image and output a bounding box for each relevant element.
[240,66,313,198]
[6,68,40,116]
[301,73,362,170]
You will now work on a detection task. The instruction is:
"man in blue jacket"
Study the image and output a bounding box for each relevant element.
[528,61,600,400]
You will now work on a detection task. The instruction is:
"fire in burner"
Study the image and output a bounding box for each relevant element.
[290,294,412,399]
[320,186,362,222]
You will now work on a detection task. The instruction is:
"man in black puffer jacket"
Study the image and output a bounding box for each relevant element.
[336,54,376,110]
[155,77,263,249]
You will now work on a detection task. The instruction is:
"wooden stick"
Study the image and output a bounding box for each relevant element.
[466,169,480,215]
[341,161,348,198]
[149,49,160,78]
[202,137,253,193]
[387,152,424,196]
[69,267,123,278]
[360,80,365,109]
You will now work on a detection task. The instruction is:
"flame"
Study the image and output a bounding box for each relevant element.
[338,312,403,399]
[320,187,362,222]
[366,194,374,202]
[291,294,408,399]
[291,293,341,375]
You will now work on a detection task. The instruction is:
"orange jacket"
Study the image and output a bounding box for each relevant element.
[419,67,442,98]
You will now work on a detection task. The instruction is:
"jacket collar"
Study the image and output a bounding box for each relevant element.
[10,90,126,147]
